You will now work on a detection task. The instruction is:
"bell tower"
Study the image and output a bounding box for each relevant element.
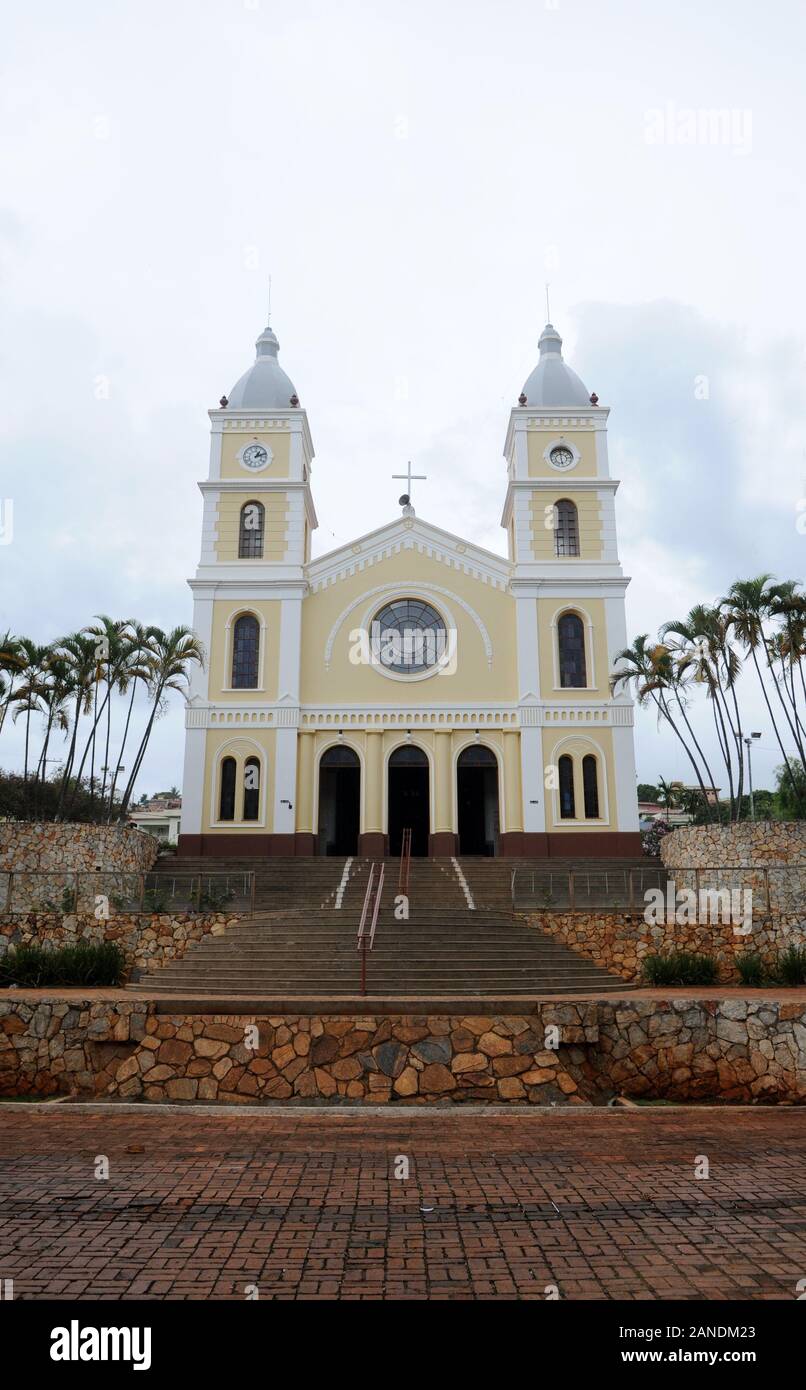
[501,322,640,850]
[178,314,317,855]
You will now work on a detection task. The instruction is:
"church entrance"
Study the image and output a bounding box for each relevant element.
[317,746,360,855]
[457,745,500,855]
[388,745,430,856]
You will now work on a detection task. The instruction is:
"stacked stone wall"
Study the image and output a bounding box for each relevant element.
[1,997,803,1105]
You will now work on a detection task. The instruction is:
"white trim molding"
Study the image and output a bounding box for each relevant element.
[543,437,581,472]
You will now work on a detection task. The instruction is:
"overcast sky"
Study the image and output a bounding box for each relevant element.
[1,0,804,797]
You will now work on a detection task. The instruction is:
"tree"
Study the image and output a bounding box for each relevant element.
[774,758,806,819]
[611,635,716,820]
[720,576,805,814]
[118,626,204,815]
[637,782,660,801]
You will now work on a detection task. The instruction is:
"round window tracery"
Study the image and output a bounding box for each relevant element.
[370,599,448,674]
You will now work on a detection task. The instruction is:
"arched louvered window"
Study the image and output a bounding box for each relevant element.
[559,755,575,819]
[554,499,579,557]
[583,755,600,819]
[558,612,587,688]
[231,614,259,689]
[239,501,265,559]
[243,756,260,821]
[219,757,236,821]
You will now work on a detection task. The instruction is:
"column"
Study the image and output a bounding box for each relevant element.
[294,731,316,853]
[432,731,455,856]
[361,731,384,856]
[502,731,523,854]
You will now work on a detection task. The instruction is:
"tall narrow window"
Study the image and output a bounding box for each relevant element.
[559,755,575,819]
[583,755,600,819]
[219,757,236,821]
[558,612,587,688]
[243,756,260,820]
[554,499,579,557]
[231,614,259,689]
[239,501,265,559]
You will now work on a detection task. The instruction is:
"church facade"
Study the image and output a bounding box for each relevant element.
[178,316,640,858]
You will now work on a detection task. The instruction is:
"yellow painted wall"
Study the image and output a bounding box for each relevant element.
[540,727,616,829]
[215,493,288,562]
[300,551,518,705]
[220,429,291,479]
[208,599,282,700]
[537,596,610,701]
[530,491,603,561]
[201,728,277,833]
[527,429,597,479]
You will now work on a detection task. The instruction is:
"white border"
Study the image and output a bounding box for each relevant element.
[237,441,274,474]
[209,737,269,828]
[543,438,581,472]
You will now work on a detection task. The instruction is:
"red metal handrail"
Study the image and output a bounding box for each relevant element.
[398,826,412,897]
[356,861,384,995]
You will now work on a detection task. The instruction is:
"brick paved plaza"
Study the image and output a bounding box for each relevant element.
[0,1104,804,1300]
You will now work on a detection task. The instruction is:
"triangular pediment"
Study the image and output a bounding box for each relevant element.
[306,514,511,592]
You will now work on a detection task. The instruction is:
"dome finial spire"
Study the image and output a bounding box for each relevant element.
[545,282,551,323]
[267,274,272,326]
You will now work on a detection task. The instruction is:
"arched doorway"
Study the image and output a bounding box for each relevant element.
[457,745,500,855]
[388,745,430,856]
[318,746,360,855]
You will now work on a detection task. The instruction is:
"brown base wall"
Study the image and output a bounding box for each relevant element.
[178,831,645,859]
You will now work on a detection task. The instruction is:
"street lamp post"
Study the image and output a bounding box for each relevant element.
[743,732,762,820]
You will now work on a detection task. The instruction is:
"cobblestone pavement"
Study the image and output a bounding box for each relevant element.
[0,1105,804,1300]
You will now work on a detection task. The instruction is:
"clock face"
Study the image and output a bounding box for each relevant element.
[241,443,269,471]
[549,445,575,470]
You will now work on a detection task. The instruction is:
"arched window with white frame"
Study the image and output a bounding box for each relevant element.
[558,612,587,688]
[243,756,260,821]
[231,614,260,689]
[583,754,600,819]
[558,754,575,819]
[219,756,236,821]
[239,501,265,559]
[554,499,579,557]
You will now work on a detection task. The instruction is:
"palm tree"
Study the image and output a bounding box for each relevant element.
[31,654,71,817]
[118,626,204,816]
[720,576,805,814]
[766,582,806,757]
[53,633,99,818]
[106,622,155,820]
[10,640,51,785]
[610,635,716,820]
[0,632,24,737]
[74,616,136,813]
[660,605,742,818]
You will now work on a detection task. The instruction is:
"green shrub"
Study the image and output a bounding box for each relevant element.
[0,941,124,987]
[735,951,765,987]
[778,945,806,987]
[641,950,718,987]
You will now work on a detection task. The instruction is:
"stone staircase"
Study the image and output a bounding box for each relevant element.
[127,855,654,998]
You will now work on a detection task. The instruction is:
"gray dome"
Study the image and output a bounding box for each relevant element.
[226,323,298,410]
[521,323,591,408]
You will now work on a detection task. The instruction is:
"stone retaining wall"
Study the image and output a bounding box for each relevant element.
[1,997,804,1104]
[528,910,806,983]
[0,912,236,979]
[661,821,806,866]
[0,823,157,873]
[661,822,806,915]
